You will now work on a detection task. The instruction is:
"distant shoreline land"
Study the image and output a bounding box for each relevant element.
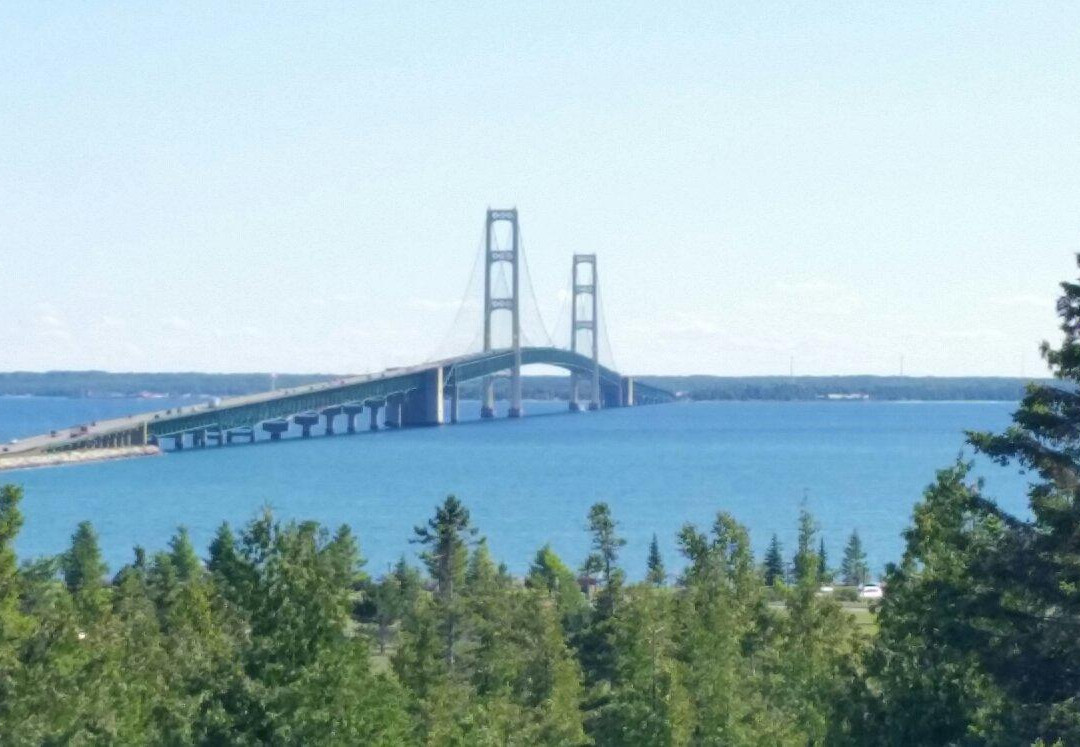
[0,371,1057,402]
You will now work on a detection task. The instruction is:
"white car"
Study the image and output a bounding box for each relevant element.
[858,584,883,600]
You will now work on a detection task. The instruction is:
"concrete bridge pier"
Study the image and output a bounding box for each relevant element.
[262,420,289,441]
[321,406,343,435]
[228,427,255,444]
[480,377,495,419]
[569,373,582,412]
[368,402,382,431]
[448,383,459,424]
[343,404,363,433]
[191,429,207,448]
[207,429,225,447]
[384,395,403,429]
[402,367,444,427]
[172,434,185,451]
[293,412,319,438]
[621,377,635,407]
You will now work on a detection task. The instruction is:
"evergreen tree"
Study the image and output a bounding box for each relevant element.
[675,513,785,743]
[411,495,477,670]
[818,537,830,582]
[62,520,109,623]
[582,501,625,587]
[0,486,30,718]
[849,462,1008,745]
[594,584,692,745]
[789,508,818,583]
[646,533,666,586]
[374,557,422,655]
[527,544,589,640]
[763,533,784,586]
[62,520,107,595]
[839,530,869,586]
[578,502,626,688]
[167,526,202,581]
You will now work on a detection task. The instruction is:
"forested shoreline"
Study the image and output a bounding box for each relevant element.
[0,370,1053,402]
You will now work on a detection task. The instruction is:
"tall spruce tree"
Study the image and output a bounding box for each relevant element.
[646,533,666,586]
[840,530,869,586]
[790,508,818,583]
[818,537,830,582]
[411,495,477,670]
[763,533,784,586]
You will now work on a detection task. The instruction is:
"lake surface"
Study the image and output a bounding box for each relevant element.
[0,396,1029,580]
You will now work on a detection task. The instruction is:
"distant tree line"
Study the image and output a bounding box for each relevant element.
[0,371,331,398]
[636,374,1060,402]
[0,370,1056,401]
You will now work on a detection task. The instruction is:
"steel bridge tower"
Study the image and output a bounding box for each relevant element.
[570,253,601,411]
[481,208,523,418]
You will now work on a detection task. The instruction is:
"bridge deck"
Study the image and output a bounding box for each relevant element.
[0,347,674,459]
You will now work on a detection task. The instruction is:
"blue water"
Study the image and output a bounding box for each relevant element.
[0,397,1029,581]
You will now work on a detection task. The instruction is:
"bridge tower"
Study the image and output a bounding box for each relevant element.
[481,208,523,418]
[570,254,601,411]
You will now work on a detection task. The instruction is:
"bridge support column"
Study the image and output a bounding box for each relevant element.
[173,434,185,451]
[293,413,318,438]
[343,404,363,433]
[480,378,495,419]
[569,374,582,412]
[208,429,225,446]
[403,367,444,427]
[368,402,382,431]
[321,406,343,436]
[449,383,459,424]
[262,420,289,441]
[384,395,403,429]
[621,377,635,407]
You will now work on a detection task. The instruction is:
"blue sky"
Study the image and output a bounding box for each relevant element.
[2,3,1078,376]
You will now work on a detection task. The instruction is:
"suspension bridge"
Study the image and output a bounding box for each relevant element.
[0,208,674,465]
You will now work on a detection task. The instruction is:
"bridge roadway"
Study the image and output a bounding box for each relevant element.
[0,347,674,459]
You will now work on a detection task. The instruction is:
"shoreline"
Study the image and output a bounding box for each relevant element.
[0,445,161,472]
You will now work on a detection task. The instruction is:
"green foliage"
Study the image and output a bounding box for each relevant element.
[789,507,818,584]
[763,533,784,586]
[840,530,870,587]
[582,501,626,586]
[646,533,666,586]
[852,257,1080,744]
[527,543,588,628]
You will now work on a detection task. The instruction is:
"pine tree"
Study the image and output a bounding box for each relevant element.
[582,501,625,587]
[763,533,784,586]
[840,530,869,586]
[865,256,1080,741]
[578,503,626,687]
[62,520,109,623]
[646,533,666,586]
[411,495,477,670]
[168,526,202,581]
[374,557,422,655]
[62,521,107,594]
[851,462,1006,745]
[0,485,30,705]
[818,537,831,582]
[790,508,818,584]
